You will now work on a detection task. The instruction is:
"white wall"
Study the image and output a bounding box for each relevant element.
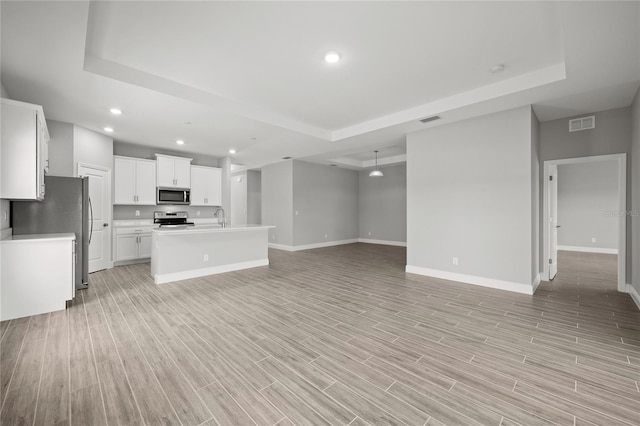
[631,87,640,297]
[407,106,536,293]
[531,110,540,282]
[231,171,247,225]
[261,160,293,246]
[292,161,359,246]
[557,161,619,251]
[358,163,406,244]
[73,125,113,173]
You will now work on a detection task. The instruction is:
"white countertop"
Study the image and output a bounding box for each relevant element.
[1,232,76,243]
[153,224,274,236]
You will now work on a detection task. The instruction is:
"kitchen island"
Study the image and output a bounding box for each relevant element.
[151,225,274,284]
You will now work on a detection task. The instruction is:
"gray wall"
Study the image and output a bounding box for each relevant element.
[540,107,632,280]
[0,81,10,229]
[231,171,247,225]
[113,141,220,167]
[557,161,619,250]
[247,170,262,225]
[531,111,540,282]
[407,106,536,286]
[358,163,406,243]
[292,160,359,246]
[73,125,113,173]
[631,88,640,295]
[46,119,74,177]
[261,160,293,245]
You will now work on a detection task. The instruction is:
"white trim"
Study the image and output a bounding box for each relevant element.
[557,245,618,254]
[405,265,534,295]
[625,284,640,310]
[269,239,358,252]
[154,258,268,284]
[542,154,626,292]
[358,238,407,247]
[532,274,541,293]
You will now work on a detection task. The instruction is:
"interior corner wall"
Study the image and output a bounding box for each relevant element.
[531,109,540,283]
[292,160,358,246]
[539,106,633,281]
[0,80,10,229]
[631,88,640,295]
[73,125,113,173]
[247,170,262,225]
[407,106,535,289]
[0,81,9,98]
[46,119,74,177]
[261,161,293,246]
[358,163,406,243]
[557,161,619,251]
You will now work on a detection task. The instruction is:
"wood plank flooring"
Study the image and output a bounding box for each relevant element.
[1,245,639,425]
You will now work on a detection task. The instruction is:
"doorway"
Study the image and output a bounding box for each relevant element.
[542,154,626,292]
[78,163,112,273]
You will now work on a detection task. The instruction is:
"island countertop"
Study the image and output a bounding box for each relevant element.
[152,224,274,236]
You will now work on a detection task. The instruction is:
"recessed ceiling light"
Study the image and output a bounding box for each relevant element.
[324,51,341,64]
[489,64,505,74]
[104,127,114,133]
[110,108,122,115]
[176,139,184,145]
[229,149,236,154]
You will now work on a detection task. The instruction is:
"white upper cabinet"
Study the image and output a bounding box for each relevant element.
[1,98,49,200]
[114,156,156,205]
[156,154,192,188]
[190,166,222,206]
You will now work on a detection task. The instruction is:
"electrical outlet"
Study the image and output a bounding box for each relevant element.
[324,233,328,239]
[368,231,372,236]
[295,210,299,216]
[591,237,596,243]
[197,211,201,217]
[135,210,140,217]
[272,235,275,240]
[203,254,209,262]
[452,257,459,265]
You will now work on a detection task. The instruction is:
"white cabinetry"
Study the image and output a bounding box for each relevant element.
[156,154,192,188]
[114,156,156,205]
[114,226,154,264]
[1,233,75,321]
[190,166,222,206]
[1,98,49,200]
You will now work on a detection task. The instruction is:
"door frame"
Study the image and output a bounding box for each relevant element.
[77,162,113,270]
[542,153,626,292]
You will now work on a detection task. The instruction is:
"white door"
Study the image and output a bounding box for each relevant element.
[548,164,559,280]
[78,164,111,273]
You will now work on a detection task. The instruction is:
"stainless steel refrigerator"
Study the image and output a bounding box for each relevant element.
[12,175,90,290]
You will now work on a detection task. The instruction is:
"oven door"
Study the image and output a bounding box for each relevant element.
[157,188,190,205]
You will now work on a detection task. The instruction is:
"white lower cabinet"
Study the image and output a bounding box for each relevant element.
[114,226,154,263]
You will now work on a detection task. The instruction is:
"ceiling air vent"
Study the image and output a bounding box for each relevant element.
[419,115,441,124]
[569,116,595,132]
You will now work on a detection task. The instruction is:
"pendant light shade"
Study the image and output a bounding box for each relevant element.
[369,150,384,177]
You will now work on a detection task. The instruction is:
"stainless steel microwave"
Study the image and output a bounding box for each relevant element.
[157,187,190,205]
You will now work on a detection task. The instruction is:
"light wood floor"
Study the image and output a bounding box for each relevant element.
[1,245,639,425]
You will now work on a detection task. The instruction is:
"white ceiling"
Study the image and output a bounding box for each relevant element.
[1,1,639,170]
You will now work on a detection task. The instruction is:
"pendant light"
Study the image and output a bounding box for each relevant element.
[369,150,384,177]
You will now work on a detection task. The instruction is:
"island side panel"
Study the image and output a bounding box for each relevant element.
[151,228,269,284]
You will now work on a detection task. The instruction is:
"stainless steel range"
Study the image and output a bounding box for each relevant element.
[154,211,195,228]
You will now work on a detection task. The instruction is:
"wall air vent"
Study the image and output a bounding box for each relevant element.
[569,116,595,132]
[282,156,292,160]
[419,115,441,124]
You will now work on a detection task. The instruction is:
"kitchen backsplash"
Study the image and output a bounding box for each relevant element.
[113,205,220,220]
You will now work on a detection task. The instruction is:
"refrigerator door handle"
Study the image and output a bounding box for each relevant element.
[89,196,94,244]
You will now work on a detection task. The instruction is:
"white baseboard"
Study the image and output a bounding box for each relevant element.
[532,273,541,293]
[557,245,618,254]
[625,284,640,310]
[154,259,269,284]
[269,239,358,252]
[358,238,407,247]
[405,265,534,295]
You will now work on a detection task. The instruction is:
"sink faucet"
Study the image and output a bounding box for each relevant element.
[214,207,226,228]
